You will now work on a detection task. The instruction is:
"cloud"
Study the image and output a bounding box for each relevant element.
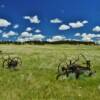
[80,33,100,41]
[50,18,62,23]
[47,35,66,42]
[26,27,32,32]
[34,29,41,33]
[24,15,40,24]
[75,33,81,36]
[93,26,100,32]
[72,39,80,41]
[95,34,100,38]
[81,33,94,41]
[0,18,11,27]
[82,20,88,24]
[0,30,3,33]
[20,31,32,38]
[74,32,100,42]
[96,40,100,45]
[17,32,45,42]
[17,38,25,43]
[17,37,32,42]
[2,31,17,38]
[32,34,45,41]
[69,21,88,28]
[17,31,33,42]
[2,34,9,38]
[59,24,70,31]
[69,21,83,28]
[13,24,19,29]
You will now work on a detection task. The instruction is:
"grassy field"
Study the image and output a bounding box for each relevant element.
[0,44,100,100]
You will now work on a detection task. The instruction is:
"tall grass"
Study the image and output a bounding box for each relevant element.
[0,44,100,100]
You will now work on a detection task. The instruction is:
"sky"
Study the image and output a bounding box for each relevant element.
[0,0,100,42]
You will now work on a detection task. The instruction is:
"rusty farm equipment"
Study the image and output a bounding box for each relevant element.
[56,54,96,80]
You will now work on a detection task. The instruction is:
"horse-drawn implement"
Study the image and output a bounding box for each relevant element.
[2,55,22,69]
[56,54,96,79]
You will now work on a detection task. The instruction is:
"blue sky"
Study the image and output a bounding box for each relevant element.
[0,0,100,42]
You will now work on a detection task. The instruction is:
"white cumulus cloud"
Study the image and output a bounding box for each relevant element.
[13,24,19,29]
[17,32,45,42]
[0,18,11,27]
[17,38,25,43]
[2,31,17,38]
[69,21,83,28]
[81,33,100,42]
[93,26,100,32]
[32,34,45,41]
[82,20,88,24]
[59,24,70,31]
[75,33,81,36]
[24,15,40,24]
[95,40,100,45]
[81,33,94,41]
[26,27,32,32]
[69,20,88,28]
[17,31,33,42]
[74,32,100,42]
[47,35,66,42]
[0,30,3,33]
[95,34,100,38]
[20,31,32,38]
[50,18,62,23]
[17,37,33,42]
[35,29,41,33]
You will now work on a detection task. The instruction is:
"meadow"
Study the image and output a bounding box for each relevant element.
[0,44,100,100]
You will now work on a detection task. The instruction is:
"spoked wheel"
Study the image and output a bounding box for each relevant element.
[13,57,22,67]
[57,62,63,73]
[57,62,68,73]
[56,61,68,80]
[2,56,22,69]
[2,59,9,68]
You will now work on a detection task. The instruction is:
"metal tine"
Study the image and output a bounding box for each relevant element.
[80,53,90,61]
[67,55,79,65]
[57,53,68,73]
[62,54,69,67]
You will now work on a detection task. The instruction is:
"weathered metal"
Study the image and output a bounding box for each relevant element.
[56,54,95,80]
[2,56,22,69]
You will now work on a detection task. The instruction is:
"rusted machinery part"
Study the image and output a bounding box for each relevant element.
[2,59,9,68]
[13,57,22,66]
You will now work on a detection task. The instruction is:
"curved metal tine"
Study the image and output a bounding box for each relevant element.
[17,57,22,65]
[57,61,64,73]
[57,62,61,73]
[61,53,68,65]
[65,56,75,66]
[80,53,92,66]
[5,55,10,63]
[65,57,69,66]
[2,59,8,68]
[57,53,68,73]
[68,56,75,65]
[80,53,88,61]
[14,57,22,66]
[72,55,79,65]
[57,55,66,73]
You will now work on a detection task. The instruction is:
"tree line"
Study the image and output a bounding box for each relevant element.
[0,40,96,45]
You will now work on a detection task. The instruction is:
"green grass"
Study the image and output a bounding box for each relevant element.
[0,44,100,100]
